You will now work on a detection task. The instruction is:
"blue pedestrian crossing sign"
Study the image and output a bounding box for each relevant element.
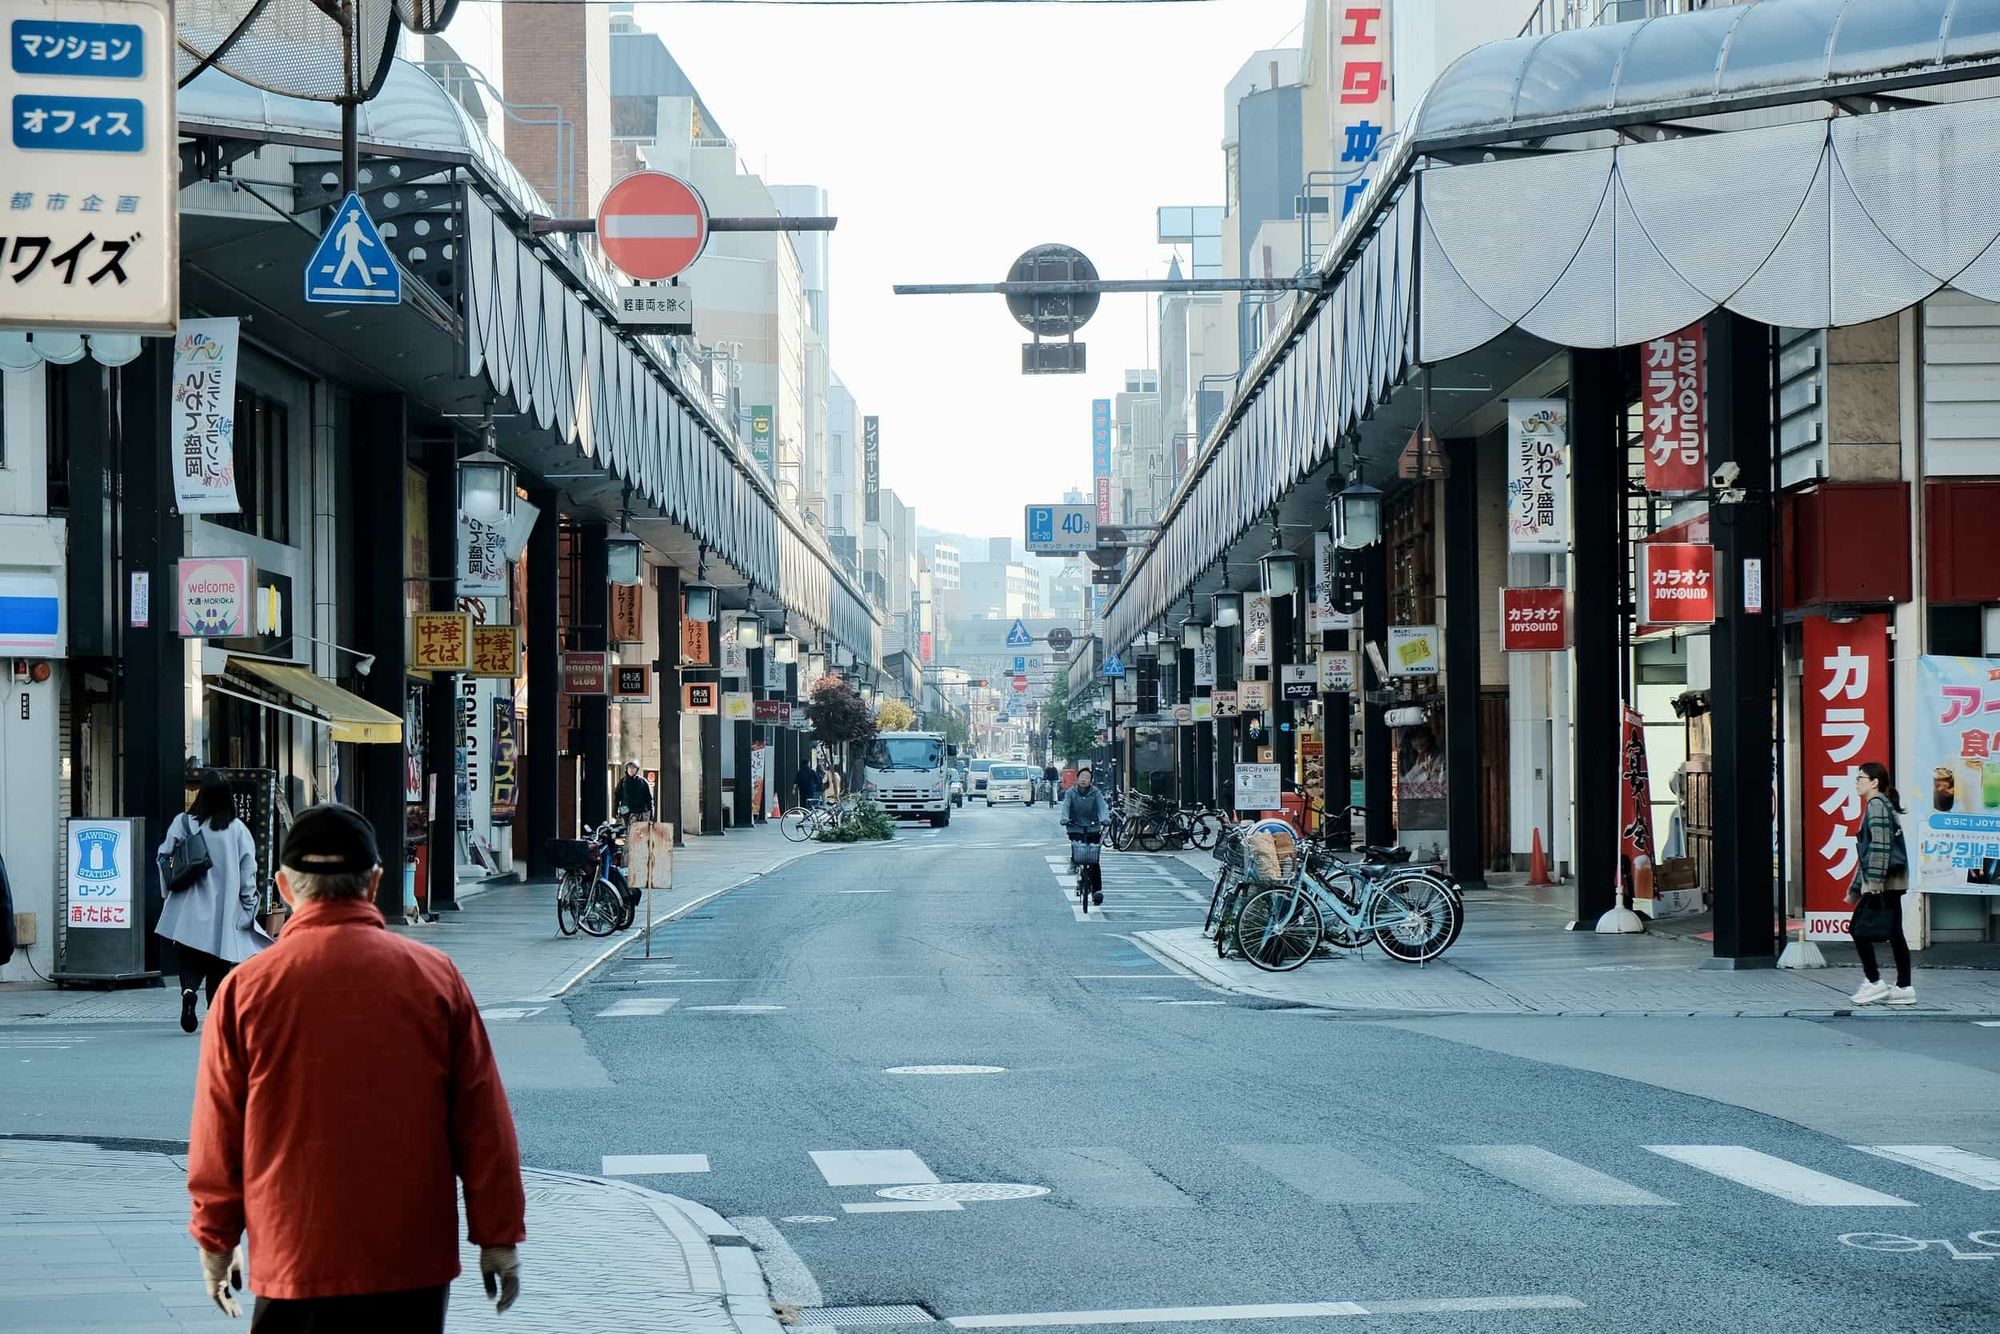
[1101,654,1127,678]
[1005,619,1034,648]
[305,193,401,305]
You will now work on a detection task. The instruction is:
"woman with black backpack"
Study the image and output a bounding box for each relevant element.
[156,773,266,1033]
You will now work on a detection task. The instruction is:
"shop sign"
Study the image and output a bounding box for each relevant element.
[0,0,176,334]
[1172,704,1192,726]
[1619,706,1657,902]
[1319,651,1357,694]
[470,625,518,679]
[1387,625,1440,676]
[613,665,652,700]
[722,690,753,722]
[1500,587,1567,652]
[1802,615,1890,937]
[1301,736,1325,808]
[65,816,136,929]
[1235,763,1281,812]
[607,582,643,643]
[1639,542,1716,624]
[720,632,747,680]
[1279,664,1317,702]
[405,469,429,579]
[1194,627,1215,687]
[1240,680,1269,711]
[170,318,241,514]
[1211,690,1239,718]
[412,611,472,671]
[1092,398,1112,524]
[1915,654,2000,894]
[1241,593,1273,667]
[750,404,774,477]
[175,555,251,637]
[457,512,509,597]
[490,698,518,826]
[683,681,717,714]
[765,650,786,692]
[1191,696,1214,723]
[1311,530,1354,631]
[864,416,881,523]
[681,614,711,666]
[562,651,607,694]
[1331,1,1392,218]
[1506,398,1568,553]
[753,698,789,723]
[791,704,809,730]
[1642,323,1706,492]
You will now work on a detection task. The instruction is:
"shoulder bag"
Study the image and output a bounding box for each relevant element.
[159,814,213,894]
[1850,891,1898,944]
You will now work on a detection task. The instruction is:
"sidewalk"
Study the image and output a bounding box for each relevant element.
[1145,855,2000,1018]
[0,1137,783,1334]
[0,820,821,1021]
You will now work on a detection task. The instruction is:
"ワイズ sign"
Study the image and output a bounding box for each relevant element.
[597,170,710,281]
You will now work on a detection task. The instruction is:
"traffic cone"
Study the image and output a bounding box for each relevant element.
[1528,828,1552,886]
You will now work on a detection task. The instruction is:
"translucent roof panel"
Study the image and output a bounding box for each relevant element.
[1415,0,2000,144]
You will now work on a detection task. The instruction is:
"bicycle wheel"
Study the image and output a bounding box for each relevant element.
[577,878,622,937]
[1110,819,1137,853]
[1234,887,1322,972]
[555,871,581,937]
[1188,812,1222,851]
[1369,878,1460,963]
[1076,868,1091,915]
[1138,821,1166,853]
[1307,866,1371,950]
[781,807,813,842]
[1203,867,1233,935]
[1385,870,1465,949]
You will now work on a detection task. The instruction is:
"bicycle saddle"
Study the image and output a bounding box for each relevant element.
[1362,844,1412,864]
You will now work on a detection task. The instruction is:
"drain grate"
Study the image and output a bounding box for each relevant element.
[798,1306,937,1327]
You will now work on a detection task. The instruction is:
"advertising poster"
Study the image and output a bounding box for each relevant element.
[1241,593,1273,668]
[1092,398,1113,524]
[1235,763,1281,812]
[457,512,510,597]
[1506,398,1568,553]
[176,556,252,637]
[1311,530,1354,631]
[1642,323,1707,493]
[723,691,753,722]
[1211,690,1239,718]
[1801,615,1889,937]
[1387,625,1441,676]
[681,615,712,666]
[1396,713,1447,837]
[1191,696,1214,723]
[1915,655,2000,893]
[171,318,241,514]
[1619,706,1657,904]
[490,698,519,827]
[1194,627,1216,687]
[1240,680,1269,712]
[1319,652,1357,694]
[721,633,747,680]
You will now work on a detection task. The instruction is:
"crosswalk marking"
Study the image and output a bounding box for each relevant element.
[1027,1146,1193,1209]
[1644,1145,1915,1206]
[1854,1145,2000,1190]
[810,1149,940,1187]
[1231,1143,1425,1205]
[479,1006,546,1022]
[841,1199,964,1213]
[596,998,677,1017]
[1445,1145,1675,1206]
[601,1153,710,1175]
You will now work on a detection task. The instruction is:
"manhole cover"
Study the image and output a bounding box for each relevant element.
[882,1065,1006,1075]
[876,1182,1049,1203]
[798,1306,937,1327]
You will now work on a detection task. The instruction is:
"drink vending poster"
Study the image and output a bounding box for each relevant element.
[1916,655,2000,893]
[1801,616,1890,937]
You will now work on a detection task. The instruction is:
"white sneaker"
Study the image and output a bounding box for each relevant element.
[1850,979,1892,1005]
[1885,985,1918,1006]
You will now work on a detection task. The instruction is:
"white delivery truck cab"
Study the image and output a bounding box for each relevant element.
[862,731,953,826]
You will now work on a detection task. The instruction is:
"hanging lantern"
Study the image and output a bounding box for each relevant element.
[1336,480,1384,550]
[605,532,644,586]
[734,608,764,650]
[770,633,799,665]
[1258,531,1301,598]
[1211,588,1243,628]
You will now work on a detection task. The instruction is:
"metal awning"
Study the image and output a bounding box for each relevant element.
[216,659,403,744]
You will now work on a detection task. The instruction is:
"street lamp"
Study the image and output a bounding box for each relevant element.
[684,551,717,622]
[734,606,765,650]
[605,531,644,586]
[804,648,826,680]
[1258,527,1301,599]
[1180,598,1205,651]
[1336,478,1384,550]
[770,633,799,665]
[1211,586,1242,628]
[457,445,516,522]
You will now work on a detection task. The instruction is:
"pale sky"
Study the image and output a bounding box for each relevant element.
[637,0,1305,542]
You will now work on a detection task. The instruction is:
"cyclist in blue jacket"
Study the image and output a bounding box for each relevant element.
[1058,768,1109,905]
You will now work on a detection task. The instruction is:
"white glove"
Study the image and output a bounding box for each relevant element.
[481,1245,521,1313]
[200,1246,245,1317]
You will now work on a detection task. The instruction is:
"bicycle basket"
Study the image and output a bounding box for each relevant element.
[1070,838,1101,867]
[1241,819,1302,884]
[547,838,597,871]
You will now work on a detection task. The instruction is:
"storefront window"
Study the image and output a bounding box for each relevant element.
[210,386,291,544]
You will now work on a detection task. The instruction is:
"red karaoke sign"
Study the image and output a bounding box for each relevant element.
[1801,614,1891,941]
[597,171,710,281]
[1642,323,1707,493]
[1640,542,1716,624]
[1500,586,1567,652]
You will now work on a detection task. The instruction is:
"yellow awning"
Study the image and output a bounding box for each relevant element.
[223,660,403,745]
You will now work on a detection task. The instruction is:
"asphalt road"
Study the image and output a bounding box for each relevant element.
[497,800,2000,1334]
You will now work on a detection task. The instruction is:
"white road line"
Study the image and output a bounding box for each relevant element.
[1445,1145,1675,1206]
[1975,1021,2000,1027]
[1157,1000,1227,1006]
[946,1295,1586,1327]
[1231,1143,1424,1205]
[595,998,678,1017]
[730,1218,825,1308]
[601,1153,710,1175]
[838,890,891,894]
[1644,1145,1915,1206]
[840,1199,963,1213]
[809,1149,940,1187]
[1070,974,1183,980]
[1854,1145,2000,1190]
[685,1004,786,1013]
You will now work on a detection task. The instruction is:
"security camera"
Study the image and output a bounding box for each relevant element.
[1711,462,1741,489]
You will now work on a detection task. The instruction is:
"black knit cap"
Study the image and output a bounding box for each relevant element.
[280,803,381,875]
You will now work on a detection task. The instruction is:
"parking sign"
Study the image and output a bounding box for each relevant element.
[1024,504,1098,555]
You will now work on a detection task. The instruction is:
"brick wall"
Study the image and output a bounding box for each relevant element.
[502,5,612,214]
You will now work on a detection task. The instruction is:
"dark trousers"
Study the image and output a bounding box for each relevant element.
[1855,893,1912,987]
[252,1284,449,1333]
[177,945,232,1003]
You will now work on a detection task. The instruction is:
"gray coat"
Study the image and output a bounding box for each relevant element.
[154,815,266,964]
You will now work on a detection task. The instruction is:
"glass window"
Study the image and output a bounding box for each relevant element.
[866,736,944,770]
[210,385,291,544]
[1157,206,1193,242]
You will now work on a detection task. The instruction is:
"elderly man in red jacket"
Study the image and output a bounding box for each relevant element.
[187,803,526,1330]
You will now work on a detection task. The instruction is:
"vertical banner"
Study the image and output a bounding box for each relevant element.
[721,633,747,680]
[1620,706,1658,904]
[1092,398,1113,524]
[1194,627,1216,687]
[681,614,712,666]
[490,698,519,826]
[1642,323,1707,493]
[1241,594,1273,668]
[1506,398,1569,553]
[171,317,242,514]
[610,583,645,643]
[1801,615,1890,938]
[749,405,775,478]
[863,416,881,522]
[1915,655,2000,893]
[456,512,510,597]
[1331,0,1394,218]
[1311,530,1353,631]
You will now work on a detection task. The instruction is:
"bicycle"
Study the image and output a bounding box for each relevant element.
[1234,851,1463,971]
[1067,825,1104,913]
[551,825,627,938]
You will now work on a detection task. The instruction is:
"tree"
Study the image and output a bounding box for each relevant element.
[936,711,970,749]
[1041,670,1099,766]
[874,697,916,733]
[808,675,876,789]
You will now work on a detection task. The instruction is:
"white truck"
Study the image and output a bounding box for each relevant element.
[861,731,954,826]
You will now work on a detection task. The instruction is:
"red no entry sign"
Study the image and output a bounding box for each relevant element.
[597,171,709,281]
[1012,674,1028,692]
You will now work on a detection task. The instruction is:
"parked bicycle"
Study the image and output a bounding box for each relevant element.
[1108,792,1226,853]
[781,793,861,842]
[551,821,631,938]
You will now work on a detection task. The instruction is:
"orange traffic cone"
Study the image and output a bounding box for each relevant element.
[1528,828,1552,886]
